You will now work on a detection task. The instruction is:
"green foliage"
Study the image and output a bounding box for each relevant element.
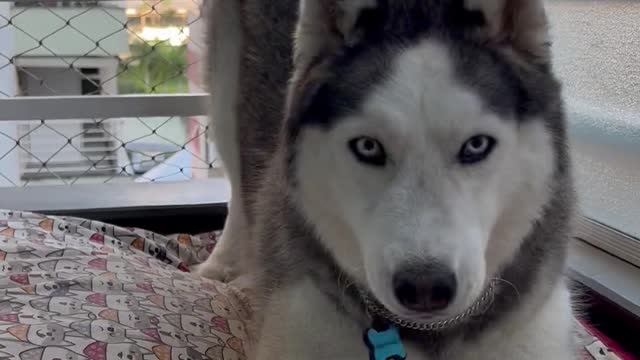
[118,40,189,94]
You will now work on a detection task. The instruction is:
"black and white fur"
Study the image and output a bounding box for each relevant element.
[199,0,577,358]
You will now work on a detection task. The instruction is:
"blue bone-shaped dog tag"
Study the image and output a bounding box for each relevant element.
[364,324,407,360]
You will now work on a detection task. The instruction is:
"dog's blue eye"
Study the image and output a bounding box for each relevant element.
[458,135,497,165]
[349,137,387,166]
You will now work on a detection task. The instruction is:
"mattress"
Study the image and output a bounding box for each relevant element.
[0,210,629,359]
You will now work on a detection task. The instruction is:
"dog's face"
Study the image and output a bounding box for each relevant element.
[289,1,561,320]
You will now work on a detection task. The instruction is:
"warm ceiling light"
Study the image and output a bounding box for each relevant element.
[125,8,138,16]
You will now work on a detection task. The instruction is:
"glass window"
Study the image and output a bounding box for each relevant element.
[548,0,640,240]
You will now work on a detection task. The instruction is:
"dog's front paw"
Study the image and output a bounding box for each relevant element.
[192,254,242,283]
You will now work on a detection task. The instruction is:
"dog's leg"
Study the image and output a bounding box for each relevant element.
[194,0,250,283]
[195,197,251,282]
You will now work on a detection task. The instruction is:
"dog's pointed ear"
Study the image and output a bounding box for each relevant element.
[294,0,380,68]
[466,0,551,64]
[286,0,381,126]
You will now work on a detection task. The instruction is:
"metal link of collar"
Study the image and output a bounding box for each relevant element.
[360,282,496,332]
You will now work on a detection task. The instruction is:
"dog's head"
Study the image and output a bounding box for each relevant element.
[287,0,566,321]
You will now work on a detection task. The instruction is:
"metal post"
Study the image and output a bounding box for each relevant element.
[0,2,20,187]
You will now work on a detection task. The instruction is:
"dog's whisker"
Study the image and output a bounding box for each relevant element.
[490,277,521,300]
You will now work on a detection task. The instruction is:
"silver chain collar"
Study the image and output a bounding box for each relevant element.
[360,281,496,332]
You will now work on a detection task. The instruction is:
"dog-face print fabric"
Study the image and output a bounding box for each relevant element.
[0,210,251,360]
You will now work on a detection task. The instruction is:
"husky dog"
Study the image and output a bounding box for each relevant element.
[199,0,576,358]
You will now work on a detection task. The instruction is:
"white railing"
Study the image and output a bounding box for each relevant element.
[0,94,208,121]
[0,93,228,215]
[0,94,214,184]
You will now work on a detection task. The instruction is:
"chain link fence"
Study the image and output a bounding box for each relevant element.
[0,0,219,188]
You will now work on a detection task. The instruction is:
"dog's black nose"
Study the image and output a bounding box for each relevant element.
[392,263,457,313]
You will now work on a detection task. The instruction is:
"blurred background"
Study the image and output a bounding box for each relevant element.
[0,0,215,187]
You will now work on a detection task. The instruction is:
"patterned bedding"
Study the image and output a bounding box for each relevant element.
[0,209,630,360]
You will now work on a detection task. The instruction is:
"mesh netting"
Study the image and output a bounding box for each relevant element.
[0,0,218,187]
